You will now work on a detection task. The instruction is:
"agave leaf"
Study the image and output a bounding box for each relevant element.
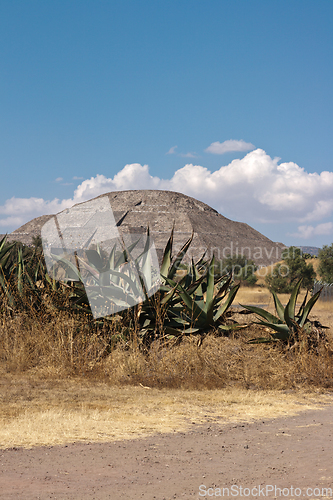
[108,244,116,270]
[186,273,207,297]
[163,326,184,336]
[205,256,215,318]
[100,268,143,299]
[0,267,16,307]
[298,287,323,328]
[217,323,248,331]
[297,290,308,318]
[272,291,285,322]
[0,242,16,268]
[182,327,201,334]
[98,285,139,307]
[160,285,178,305]
[257,321,290,340]
[160,226,174,281]
[85,249,104,271]
[285,279,302,324]
[49,252,83,281]
[76,256,100,281]
[16,247,24,296]
[214,284,240,321]
[138,228,152,291]
[168,232,194,280]
[213,274,233,306]
[191,258,201,281]
[176,282,207,324]
[0,234,8,251]
[240,303,280,324]
[0,235,15,256]
[195,251,207,269]
[79,228,97,250]
[114,237,141,268]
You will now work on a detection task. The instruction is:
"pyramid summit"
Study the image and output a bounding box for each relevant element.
[6,190,285,266]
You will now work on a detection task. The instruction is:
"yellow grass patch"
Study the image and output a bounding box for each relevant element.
[0,377,331,449]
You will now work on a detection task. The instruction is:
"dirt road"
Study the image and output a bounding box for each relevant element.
[1,406,333,499]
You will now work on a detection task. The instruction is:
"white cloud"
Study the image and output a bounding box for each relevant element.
[0,216,27,228]
[291,222,333,239]
[180,152,197,158]
[1,149,333,244]
[0,196,73,231]
[55,177,63,182]
[205,139,255,155]
[166,145,177,155]
[73,176,84,180]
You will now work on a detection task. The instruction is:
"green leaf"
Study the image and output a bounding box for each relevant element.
[160,227,174,281]
[17,246,24,296]
[298,288,322,327]
[50,252,82,281]
[176,282,207,325]
[205,256,215,320]
[240,303,280,324]
[213,284,240,321]
[100,267,143,299]
[272,291,285,322]
[285,279,302,324]
[257,321,290,340]
[85,249,104,271]
[168,232,194,280]
[217,323,248,331]
[108,244,116,271]
[138,228,152,292]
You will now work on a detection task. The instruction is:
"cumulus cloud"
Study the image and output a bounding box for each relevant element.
[205,139,255,155]
[1,150,333,244]
[180,152,197,158]
[291,222,333,239]
[166,146,177,155]
[0,196,73,231]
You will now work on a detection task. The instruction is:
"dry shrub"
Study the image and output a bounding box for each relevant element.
[0,309,120,376]
[1,306,333,391]
[100,328,333,390]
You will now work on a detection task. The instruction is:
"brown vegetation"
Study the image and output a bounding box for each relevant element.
[1,296,332,448]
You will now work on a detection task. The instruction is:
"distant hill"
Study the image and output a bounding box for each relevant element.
[298,246,320,257]
[3,190,286,266]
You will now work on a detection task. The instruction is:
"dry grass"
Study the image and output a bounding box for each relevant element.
[0,375,331,449]
[1,283,333,449]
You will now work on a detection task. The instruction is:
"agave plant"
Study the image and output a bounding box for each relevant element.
[0,235,48,310]
[241,279,324,344]
[136,228,245,345]
[47,228,160,319]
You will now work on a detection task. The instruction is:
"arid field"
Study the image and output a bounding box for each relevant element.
[1,277,332,449]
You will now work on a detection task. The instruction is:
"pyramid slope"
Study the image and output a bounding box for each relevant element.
[7,190,285,266]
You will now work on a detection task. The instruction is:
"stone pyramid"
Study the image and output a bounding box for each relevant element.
[7,190,285,266]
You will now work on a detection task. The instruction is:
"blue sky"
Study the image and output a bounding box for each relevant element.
[0,0,333,247]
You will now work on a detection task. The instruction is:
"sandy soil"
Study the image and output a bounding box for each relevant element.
[1,405,333,500]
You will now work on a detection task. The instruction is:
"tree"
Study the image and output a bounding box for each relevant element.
[32,234,43,249]
[318,243,333,283]
[265,246,316,293]
[217,255,258,286]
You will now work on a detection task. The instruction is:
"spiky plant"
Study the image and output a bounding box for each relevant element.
[241,280,328,349]
[136,228,245,346]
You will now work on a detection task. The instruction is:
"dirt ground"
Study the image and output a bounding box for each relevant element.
[1,404,333,500]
